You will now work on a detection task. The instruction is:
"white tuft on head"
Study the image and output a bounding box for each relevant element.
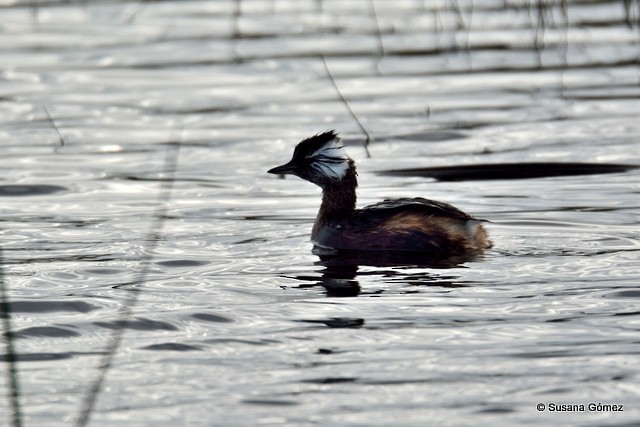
[307,135,351,180]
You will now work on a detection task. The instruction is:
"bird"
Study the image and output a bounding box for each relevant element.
[268,130,491,257]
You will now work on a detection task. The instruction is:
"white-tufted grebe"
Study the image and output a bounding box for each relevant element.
[268,131,491,256]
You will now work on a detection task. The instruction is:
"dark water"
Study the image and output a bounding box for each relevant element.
[1,0,639,425]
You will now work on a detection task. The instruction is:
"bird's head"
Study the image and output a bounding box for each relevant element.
[268,130,356,187]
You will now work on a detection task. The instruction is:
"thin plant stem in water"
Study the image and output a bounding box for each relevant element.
[367,0,384,74]
[74,126,183,427]
[230,0,242,62]
[320,55,371,158]
[122,2,149,23]
[30,0,40,30]
[622,0,639,28]
[43,105,65,153]
[232,0,242,39]
[0,243,23,427]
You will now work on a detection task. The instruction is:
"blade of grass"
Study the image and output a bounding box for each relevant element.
[0,243,22,427]
[43,106,65,153]
[367,0,385,68]
[321,55,372,157]
[74,125,183,427]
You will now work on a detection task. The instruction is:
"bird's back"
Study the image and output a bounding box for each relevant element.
[313,197,490,255]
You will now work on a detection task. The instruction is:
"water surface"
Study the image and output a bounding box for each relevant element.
[1,0,639,426]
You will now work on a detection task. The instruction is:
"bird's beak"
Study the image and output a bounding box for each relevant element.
[268,161,298,175]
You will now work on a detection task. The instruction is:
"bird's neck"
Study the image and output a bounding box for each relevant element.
[312,171,358,239]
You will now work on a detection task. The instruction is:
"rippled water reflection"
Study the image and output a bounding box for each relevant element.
[1,0,639,425]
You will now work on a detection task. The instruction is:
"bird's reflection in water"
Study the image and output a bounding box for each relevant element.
[294,246,482,297]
